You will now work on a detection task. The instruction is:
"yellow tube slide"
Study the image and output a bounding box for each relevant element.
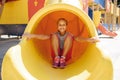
[1,0,113,80]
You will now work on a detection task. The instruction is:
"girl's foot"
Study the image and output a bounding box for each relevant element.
[60,56,66,69]
[53,56,60,68]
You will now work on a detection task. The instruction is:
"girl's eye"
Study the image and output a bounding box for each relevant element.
[58,24,66,26]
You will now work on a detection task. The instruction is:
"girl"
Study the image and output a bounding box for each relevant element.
[23,18,99,68]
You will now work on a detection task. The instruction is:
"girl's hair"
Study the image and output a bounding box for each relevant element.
[57,18,68,25]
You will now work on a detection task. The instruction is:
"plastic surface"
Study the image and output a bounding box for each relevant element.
[1,0,113,80]
[0,0,28,24]
[98,24,117,37]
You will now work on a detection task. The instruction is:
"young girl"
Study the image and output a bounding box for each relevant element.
[23,18,99,68]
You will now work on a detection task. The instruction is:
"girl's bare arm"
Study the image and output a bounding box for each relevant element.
[22,33,50,40]
[75,36,100,43]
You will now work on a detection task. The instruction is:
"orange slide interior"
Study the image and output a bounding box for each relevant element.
[30,11,90,64]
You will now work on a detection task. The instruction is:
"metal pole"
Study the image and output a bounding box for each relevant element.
[112,0,117,31]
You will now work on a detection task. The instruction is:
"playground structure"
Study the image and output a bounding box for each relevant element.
[0,0,119,37]
[97,23,117,37]
[0,0,27,37]
[90,1,120,37]
[93,10,118,37]
[1,0,113,80]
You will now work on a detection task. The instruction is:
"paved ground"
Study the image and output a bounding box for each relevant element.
[0,33,120,80]
[98,31,120,80]
[0,38,20,80]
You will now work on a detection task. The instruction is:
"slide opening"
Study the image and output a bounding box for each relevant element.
[30,10,90,63]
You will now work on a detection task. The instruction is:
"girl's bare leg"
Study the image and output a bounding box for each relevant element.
[51,34,59,56]
[51,34,60,68]
[59,35,73,68]
[62,35,73,57]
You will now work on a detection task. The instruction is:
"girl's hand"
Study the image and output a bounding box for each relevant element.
[22,33,34,40]
[87,37,100,43]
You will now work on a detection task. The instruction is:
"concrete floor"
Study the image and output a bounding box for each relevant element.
[98,34,120,80]
[0,38,20,80]
[0,33,120,80]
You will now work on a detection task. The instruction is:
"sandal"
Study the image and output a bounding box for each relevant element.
[60,56,66,69]
[53,56,60,68]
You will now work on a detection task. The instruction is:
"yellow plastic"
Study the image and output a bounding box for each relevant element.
[1,0,113,80]
[0,0,28,24]
[93,11,101,27]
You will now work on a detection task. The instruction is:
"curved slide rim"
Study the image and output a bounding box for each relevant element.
[25,4,97,37]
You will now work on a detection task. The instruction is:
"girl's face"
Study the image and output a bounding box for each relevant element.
[57,20,67,34]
